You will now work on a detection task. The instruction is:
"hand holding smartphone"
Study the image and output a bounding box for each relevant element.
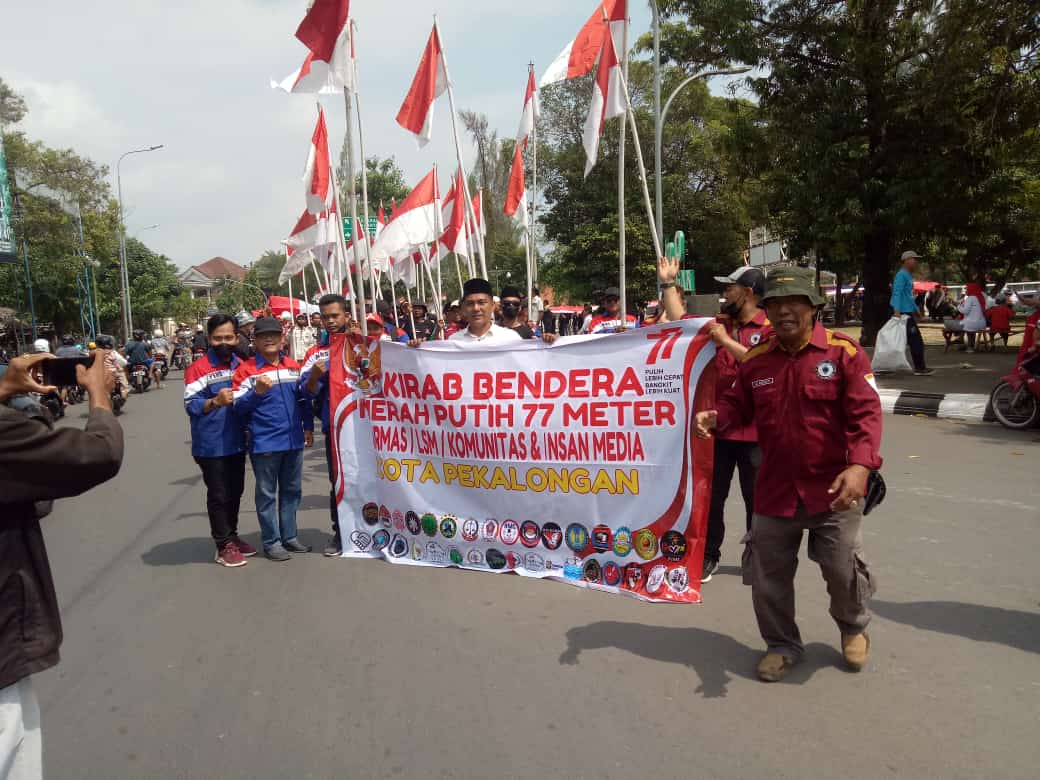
[42,355,96,387]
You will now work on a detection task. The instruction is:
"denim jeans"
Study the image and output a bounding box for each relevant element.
[250,449,303,549]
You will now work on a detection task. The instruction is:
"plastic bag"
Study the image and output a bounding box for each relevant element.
[871,316,913,373]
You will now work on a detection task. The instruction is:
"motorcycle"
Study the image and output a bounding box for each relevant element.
[171,345,188,370]
[41,391,64,420]
[110,385,126,415]
[154,353,170,380]
[990,357,1040,430]
[130,363,151,394]
[192,347,206,364]
[62,384,85,405]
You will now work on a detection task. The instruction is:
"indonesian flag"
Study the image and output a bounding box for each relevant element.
[396,25,448,147]
[540,1,627,88]
[294,0,353,89]
[439,170,470,257]
[303,106,333,214]
[271,44,349,94]
[472,191,486,238]
[516,69,540,149]
[372,169,440,258]
[582,30,626,177]
[504,142,526,220]
[279,245,313,285]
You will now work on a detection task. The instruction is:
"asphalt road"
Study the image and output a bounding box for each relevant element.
[36,373,1040,779]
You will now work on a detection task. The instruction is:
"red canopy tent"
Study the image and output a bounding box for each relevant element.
[913,281,940,293]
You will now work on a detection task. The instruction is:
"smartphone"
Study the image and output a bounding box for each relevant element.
[42,355,95,387]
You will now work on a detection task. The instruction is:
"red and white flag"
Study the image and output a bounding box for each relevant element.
[516,69,540,149]
[504,142,527,222]
[472,191,486,238]
[540,1,627,88]
[372,169,441,258]
[396,25,448,147]
[439,170,470,257]
[303,106,333,214]
[271,46,349,94]
[293,0,353,89]
[582,30,626,177]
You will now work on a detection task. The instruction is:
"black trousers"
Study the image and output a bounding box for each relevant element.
[324,433,340,543]
[905,316,927,371]
[194,453,246,549]
[705,439,761,562]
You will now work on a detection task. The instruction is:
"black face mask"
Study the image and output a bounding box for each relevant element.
[502,302,521,318]
[212,343,235,363]
[721,292,746,319]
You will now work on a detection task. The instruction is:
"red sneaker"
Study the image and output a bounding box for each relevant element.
[216,541,247,568]
[232,536,257,557]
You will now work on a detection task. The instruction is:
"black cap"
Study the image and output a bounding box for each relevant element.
[500,285,522,300]
[601,287,621,300]
[462,278,493,299]
[253,317,283,335]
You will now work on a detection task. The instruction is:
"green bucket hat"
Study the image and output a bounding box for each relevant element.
[762,266,825,306]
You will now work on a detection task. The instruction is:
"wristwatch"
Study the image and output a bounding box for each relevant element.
[660,282,676,289]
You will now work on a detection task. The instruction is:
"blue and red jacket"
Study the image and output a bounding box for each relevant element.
[232,352,313,454]
[183,350,245,458]
[298,339,331,434]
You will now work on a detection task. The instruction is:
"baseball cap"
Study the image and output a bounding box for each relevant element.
[762,267,824,306]
[714,266,766,297]
[901,250,922,261]
[252,317,283,335]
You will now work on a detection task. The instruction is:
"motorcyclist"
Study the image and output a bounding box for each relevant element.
[1016,291,1039,372]
[191,324,209,354]
[124,329,153,390]
[234,311,255,359]
[150,328,171,388]
[54,335,86,358]
[95,334,130,401]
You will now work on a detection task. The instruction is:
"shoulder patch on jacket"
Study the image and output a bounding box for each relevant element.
[741,337,776,363]
[826,330,860,358]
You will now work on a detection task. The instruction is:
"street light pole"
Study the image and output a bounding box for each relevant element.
[117,144,163,341]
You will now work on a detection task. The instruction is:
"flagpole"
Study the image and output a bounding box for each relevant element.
[339,88,367,335]
[618,17,629,326]
[452,250,465,300]
[524,190,534,323]
[301,266,309,310]
[434,16,488,280]
[349,20,381,313]
[529,62,539,295]
[403,272,417,338]
[288,275,293,315]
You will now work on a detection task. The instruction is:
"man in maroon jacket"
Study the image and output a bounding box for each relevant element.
[696,266,882,682]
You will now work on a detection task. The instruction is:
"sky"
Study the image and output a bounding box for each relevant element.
[2,0,652,271]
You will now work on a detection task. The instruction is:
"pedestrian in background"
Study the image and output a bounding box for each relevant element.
[233,317,313,561]
[290,312,316,362]
[889,250,933,375]
[184,314,252,568]
[696,266,882,682]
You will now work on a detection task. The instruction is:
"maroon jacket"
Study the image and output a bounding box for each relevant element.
[716,323,883,517]
[713,309,773,443]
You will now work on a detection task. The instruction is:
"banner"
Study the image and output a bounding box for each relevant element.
[329,319,717,603]
[0,132,16,263]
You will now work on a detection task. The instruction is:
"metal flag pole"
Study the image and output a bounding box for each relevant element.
[336,91,366,333]
[288,275,293,315]
[529,62,539,295]
[618,16,629,326]
[434,16,488,280]
[301,264,309,309]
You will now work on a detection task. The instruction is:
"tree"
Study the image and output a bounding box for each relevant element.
[335,151,411,217]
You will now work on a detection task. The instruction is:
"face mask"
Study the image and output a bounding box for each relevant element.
[502,303,521,318]
[721,292,745,318]
[212,343,235,362]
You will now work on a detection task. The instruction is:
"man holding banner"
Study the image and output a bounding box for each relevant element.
[695,267,882,682]
[442,278,522,346]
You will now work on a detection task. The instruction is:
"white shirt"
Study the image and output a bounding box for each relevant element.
[448,323,523,346]
[956,296,987,331]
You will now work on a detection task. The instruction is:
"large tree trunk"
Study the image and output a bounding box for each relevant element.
[860,228,893,347]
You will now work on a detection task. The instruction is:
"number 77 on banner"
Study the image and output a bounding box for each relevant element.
[646,327,683,365]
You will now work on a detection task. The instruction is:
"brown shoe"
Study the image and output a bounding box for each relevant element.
[756,652,796,682]
[841,632,870,671]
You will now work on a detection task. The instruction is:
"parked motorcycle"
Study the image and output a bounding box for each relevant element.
[990,357,1040,429]
[130,363,151,394]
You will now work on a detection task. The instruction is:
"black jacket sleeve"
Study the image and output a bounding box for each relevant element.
[0,406,124,504]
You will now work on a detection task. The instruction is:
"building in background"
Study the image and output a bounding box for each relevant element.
[178,257,248,302]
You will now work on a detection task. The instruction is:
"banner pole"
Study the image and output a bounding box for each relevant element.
[614,62,664,261]
[617,17,629,326]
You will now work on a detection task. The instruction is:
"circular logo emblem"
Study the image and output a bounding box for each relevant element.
[506,551,522,570]
[486,549,506,570]
[582,559,602,584]
[449,547,464,565]
[646,564,668,594]
[481,518,500,542]
[563,557,582,580]
[524,552,545,571]
[405,511,422,535]
[749,332,762,346]
[633,529,659,561]
[392,510,405,530]
[660,530,688,562]
[372,529,391,551]
[425,542,447,564]
[461,518,479,542]
[421,513,438,537]
[591,524,613,552]
[389,534,409,558]
[439,516,458,539]
[520,521,541,548]
[379,505,392,528]
[602,561,622,587]
[466,549,484,566]
[361,502,379,526]
[541,522,563,550]
[816,360,837,380]
[500,519,520,545]
[667,566,690,594]
[624,563,644,590]
[349,530,372,552]
[613,527,632,557]
[565,523,589,552]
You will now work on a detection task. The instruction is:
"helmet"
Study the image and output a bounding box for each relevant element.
[61,334,75,346]
[95,334,115,349]
[235,310,255,327]
[87,341,97,350]
[33,338,50,353]
[280,311,293,321]
[133,329,145,341]
[195,324,204,332]
[153,328,163,337]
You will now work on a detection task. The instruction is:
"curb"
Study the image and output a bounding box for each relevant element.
[876,388,993,423]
